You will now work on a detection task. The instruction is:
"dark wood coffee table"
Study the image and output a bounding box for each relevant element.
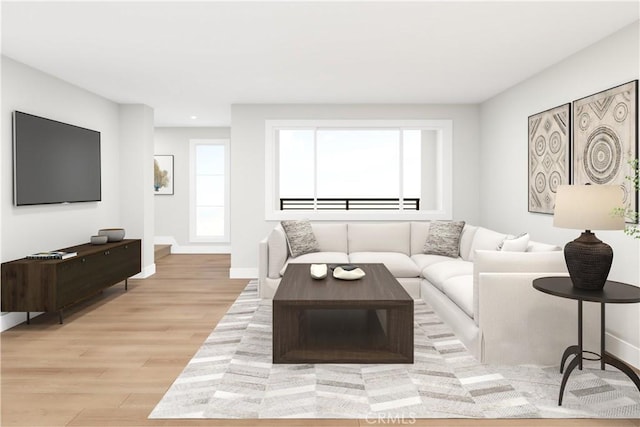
[272,263,414,364]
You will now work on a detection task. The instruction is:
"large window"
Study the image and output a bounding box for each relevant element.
[265,120,452,220]
[190,139,230,242]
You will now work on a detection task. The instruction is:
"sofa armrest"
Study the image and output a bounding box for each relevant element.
[258,236,269,295]
[478,272,598,365]
[267,225,289,279]
[473,249,566,325]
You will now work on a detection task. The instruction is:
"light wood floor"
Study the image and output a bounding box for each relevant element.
[1,254,638,427]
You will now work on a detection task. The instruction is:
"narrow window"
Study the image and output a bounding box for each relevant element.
[190,139,229,242]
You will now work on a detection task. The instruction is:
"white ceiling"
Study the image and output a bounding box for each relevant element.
[2,1,638,127]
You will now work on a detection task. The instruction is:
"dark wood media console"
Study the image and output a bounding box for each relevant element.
[1,239,141,324]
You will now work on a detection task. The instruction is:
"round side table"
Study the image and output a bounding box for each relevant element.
[533,276,640,406]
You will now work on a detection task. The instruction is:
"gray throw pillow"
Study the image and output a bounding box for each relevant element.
[280,220,320,258]
[423,221,466,258]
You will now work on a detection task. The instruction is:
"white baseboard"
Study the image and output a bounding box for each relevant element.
[230,267,258,279]
[606,331,640,370]
[1,311,42,332]
[154,236,230,254]
[133,263,156,279]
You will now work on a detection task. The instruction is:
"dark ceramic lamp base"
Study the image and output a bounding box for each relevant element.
[564,230,613,290]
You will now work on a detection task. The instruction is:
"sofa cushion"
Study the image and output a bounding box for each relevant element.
[468,227,508,261]
[423,221,465,258]
[348,223,410,255]
[311,223,348,253]
[422,260,473,292]
[410,222,431,255]
[411,253,457,271]
[472,249,567,323]
[499,233,530,252]
[281,220,320,258]
[441,275,474,317]
[267,225,289,279]
[527,241,562,252]
[459,224,478,261]
[279,252,349,276]
[349,252,420,277]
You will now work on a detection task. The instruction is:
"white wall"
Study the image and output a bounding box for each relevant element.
[1,57,158,330]
[1,56,121,260]
[0,56,4,290]
[230,104,481,276]
[1,56,122,328]
[154,127,231,252]
[119,104,156,277]
[480,22,640,366]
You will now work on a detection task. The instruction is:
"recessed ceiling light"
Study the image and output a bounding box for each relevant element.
[190,115,198,120]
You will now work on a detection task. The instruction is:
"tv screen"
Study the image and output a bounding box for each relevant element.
[13,111,102,206]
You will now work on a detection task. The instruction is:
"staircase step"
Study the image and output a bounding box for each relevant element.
[154,244,172,261]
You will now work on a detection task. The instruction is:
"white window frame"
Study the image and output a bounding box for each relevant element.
[189,138,230,242]
[265,119,453,221]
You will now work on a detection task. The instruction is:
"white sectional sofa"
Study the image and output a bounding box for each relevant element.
[258,222,598,365]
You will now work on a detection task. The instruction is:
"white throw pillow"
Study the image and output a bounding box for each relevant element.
[498,233,530,252]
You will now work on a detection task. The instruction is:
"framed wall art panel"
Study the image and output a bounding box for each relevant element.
[154,155,174,195]
[573,80,638,216]
[528,103,571,214]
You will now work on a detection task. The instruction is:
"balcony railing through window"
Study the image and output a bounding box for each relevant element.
[280,198,420,211]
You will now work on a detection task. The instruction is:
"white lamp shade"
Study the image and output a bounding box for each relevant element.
[553,185,625,230]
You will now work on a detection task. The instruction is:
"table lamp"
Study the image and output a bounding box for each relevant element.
[553,184,624,290]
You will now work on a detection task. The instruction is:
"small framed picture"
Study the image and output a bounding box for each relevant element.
[154,155,174,195]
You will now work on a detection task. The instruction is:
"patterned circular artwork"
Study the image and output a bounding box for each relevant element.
[579,112,590,131]
[614,102,628,123]
[571,81,636,216]
[535,172,546,193]
[620,183,629,205]
[528,104,569,214]
[582,126,621,184]
[548,171,562,193]
[549,131,562,154]
[534,135,546,157]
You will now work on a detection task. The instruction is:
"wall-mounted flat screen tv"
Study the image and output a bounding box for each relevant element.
[13,111,102,206]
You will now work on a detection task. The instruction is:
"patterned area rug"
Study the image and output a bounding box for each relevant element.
[150,281,640,419]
